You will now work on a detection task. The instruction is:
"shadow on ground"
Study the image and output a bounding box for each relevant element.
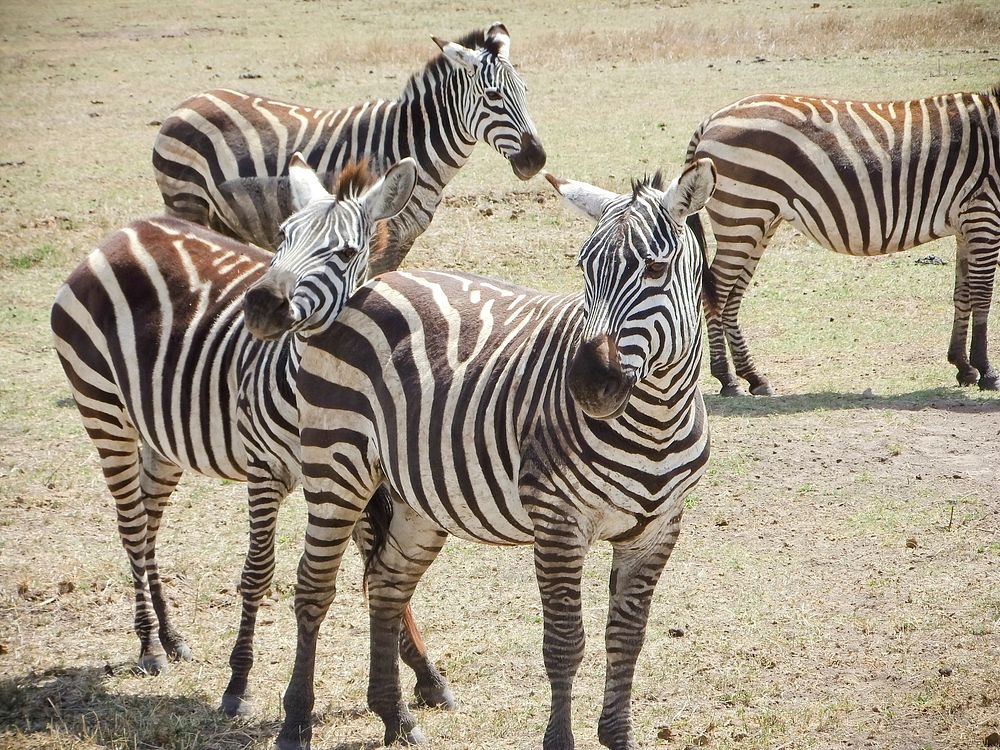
[0,663,379,749]
[704,386,1000,418]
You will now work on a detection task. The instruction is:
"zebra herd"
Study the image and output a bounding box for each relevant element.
[49,21,998,750]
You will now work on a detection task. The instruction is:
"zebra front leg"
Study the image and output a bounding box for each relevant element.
[138,448,190,663]
[366,507,448,745]
[965,232,1000,390]
[597,519,680,750]
[222,465,293,717]
[276,483,370,750]
[532,516,591,750]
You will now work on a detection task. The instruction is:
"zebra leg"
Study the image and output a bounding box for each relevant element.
[221,464,294,717]
[365,507,448,745]
[276,484,371,750]
[947,236,979,385]
[138,447,189,663]
[89,419,168,674]
[597,521,680,750]
[707,212,779,396]
[964,230,1000,390]
[532,517,591,750]
[353,500,455,710]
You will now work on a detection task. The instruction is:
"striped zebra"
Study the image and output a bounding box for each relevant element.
[152,22,545,275]
[51,156,455,716]
[266,160,718,749]
[686,85,1000,395]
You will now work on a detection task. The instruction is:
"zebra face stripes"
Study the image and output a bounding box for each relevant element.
[435,23,546,180]
[687,86,1000,394]
[275,165,712,750]
[244,156,417,341]
[548,159,717,418]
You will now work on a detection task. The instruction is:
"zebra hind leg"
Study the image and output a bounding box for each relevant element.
[365,506,449,745]
[947,238,980,385]
[951,222,999,389]
[354,489,456,710]
[138,447,189,663]
[222,464,294,717]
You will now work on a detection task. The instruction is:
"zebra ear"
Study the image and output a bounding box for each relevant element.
[544,172,617,224]
[662,158,717,222]
[432,35,478,71]
[288,153,329,212]
[486,22,511,59]
[362,158,417,223]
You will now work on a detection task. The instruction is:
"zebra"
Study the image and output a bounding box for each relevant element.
[152,22,546,275]
[686,84,1000,396]
[50,155,455,717]
[263,159,718,750]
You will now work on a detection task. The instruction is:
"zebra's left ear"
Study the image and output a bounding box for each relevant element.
[361,158,417,223]
[432,35,478,71]
[544,172,617,224]
[486,22,511,59]
[288,153,329,212]
[661,158,717,223]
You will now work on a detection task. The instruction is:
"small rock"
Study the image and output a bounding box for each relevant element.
[862,387,874,398]
[915,254,947,265]
[0,642,8,655]
[668,626,686,638]
[239,71,262,79]
[57,580,75,595]
[147,119,162,127]
[938,665,952,677]
[715,517,729,527]
[985,732,1000,747]
[906,537,918,549]
[656,726,672,741]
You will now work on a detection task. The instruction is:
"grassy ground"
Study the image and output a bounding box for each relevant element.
[1,1,999,748]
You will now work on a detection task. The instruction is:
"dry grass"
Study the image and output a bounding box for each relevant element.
[1,1,999,749]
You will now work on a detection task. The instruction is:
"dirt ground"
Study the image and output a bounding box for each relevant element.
[1,1,998,749]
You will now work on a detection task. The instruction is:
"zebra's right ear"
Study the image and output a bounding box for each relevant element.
[288,153,329,211]
[544,172,617,224]
[362,158,417,223]
[432,35,478,71]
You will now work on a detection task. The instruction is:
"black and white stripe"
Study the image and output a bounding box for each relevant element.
[153,23,546,275]
[272,160,717,750]
[50,157,453,715]
[686,85,1000,395]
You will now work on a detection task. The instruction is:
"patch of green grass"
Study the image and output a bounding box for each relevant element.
[4,243,57,270]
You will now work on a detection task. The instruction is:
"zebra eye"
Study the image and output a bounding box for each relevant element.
[484,87,502,102]
[340,245,360,259]
[645,259,668,279]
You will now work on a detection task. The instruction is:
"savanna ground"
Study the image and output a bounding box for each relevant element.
[1,1,999,748]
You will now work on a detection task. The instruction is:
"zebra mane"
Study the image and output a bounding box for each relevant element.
[630,171,665,200]
[333,159,376,201]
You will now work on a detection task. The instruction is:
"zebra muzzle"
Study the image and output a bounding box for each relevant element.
[568,334,635,419]
[244,282,294,341]
[509,132,546,180]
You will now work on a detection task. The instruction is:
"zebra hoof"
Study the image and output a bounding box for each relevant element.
[414,681,456,710]
[221,692,254,718]
[978,372,1000,391]
[749,382,776,396]
[719,384,747,397]
[274,736,309,750]
[386,726,427,746]
[169,641,193,662]
[138,650,169,676]
[956,368,980,386]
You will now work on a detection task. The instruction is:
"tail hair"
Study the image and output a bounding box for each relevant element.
[686,212,718,317]
[361,484,394,600]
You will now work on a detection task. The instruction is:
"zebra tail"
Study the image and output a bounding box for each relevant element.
[687,212,719,318]
[361,484,394,602]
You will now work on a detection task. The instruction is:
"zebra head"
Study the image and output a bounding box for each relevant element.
[244,154,417,341]
[546,159,717,419]
[433,23,546,180]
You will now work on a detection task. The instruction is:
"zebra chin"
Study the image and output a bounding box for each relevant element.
[244,284,296,341]
[568,334,636,420]
[509,132,546,180]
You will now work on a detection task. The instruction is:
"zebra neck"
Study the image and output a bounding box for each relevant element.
[394,62,477,189]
